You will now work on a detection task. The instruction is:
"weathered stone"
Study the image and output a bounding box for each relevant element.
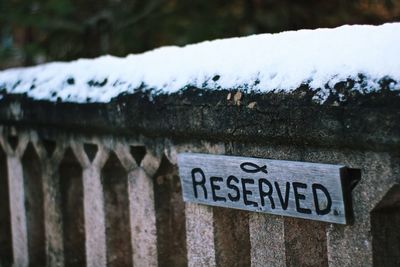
[249,213,286,267]
[0,133,29,267]
[129,168,158,267]
[153,154,187,267]
[213,208,250,267]
[284,217,328,267]
[176,142,225,267]
[6,155,29,267]
[72,143,108,267]
[185,203,216,267]
[0,89,399,152]
[0,87,398,267]
[22,143,46,267]
[0,146,12,267]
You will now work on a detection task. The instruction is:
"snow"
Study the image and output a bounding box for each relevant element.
[0,23,399,103]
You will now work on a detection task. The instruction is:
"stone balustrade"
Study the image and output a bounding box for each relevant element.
[0,88,399,267]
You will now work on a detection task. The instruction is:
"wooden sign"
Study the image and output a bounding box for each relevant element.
[177,153,358,225]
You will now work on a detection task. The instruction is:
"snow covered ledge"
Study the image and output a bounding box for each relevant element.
[0,23,399,103]
[0,23,399,267]
[0,23,398,151]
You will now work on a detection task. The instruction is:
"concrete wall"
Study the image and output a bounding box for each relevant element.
[0,89,399,267]
[0,126,398,267]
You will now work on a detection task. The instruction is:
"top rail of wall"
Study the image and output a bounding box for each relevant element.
[0,89,399,151]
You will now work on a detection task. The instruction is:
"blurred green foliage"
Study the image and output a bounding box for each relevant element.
[0,0,399,68]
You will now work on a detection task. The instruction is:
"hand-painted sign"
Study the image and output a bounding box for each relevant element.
[177,153,359,224]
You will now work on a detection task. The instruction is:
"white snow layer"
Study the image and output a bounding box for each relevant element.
[0,23,400,103]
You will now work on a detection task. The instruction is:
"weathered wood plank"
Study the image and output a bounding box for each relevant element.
[177,153,355,224]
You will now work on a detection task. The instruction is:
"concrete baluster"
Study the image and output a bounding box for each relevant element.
[0,132,29,267]
[115,143,159,266]
[33,136,65,267]
[72,141,108,267]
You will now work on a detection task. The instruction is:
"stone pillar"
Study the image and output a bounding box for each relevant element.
[249,213,286,267]
[34,138,65,267]
[173,142,225,267]
[302,150,397,267]
[213,208,250,267]
[185,203,217,267]
[72,142,108,267]
[7,156,29,267]
[115,143,158,266]
[224,143,288,267]
[129,168,158,266]
[284,218,327,267]
[0,133,29,267]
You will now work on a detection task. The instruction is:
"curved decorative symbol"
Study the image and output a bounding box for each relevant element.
[240,162,268,174]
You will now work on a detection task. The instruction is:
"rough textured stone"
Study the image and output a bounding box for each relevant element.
[153,154,187,267]
[0,147,12,267]
[38,145,65,267]
[213,208,251,267]
[0,133,29,267]
[249,213,286,267]
[306,150,400,267]
[0,89,399,152]
[284,218,328,267]
[42,162,64,267]
[371,185,400,267]
[22,143,46,267]
[102,152,133,267]
[0,87,399,267]
[72,143,107,267]
[6,155,29,267]
[129,168,158,267]
[185,203,216,267]
[230,142,299,267]
[83,166,107,267]
[59,148,86,267]
[229,142,400,266]
[175,142,225,267]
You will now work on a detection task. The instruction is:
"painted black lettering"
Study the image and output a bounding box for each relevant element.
[210,176,226,202]
[240,162,268,174]
[293,182,311,214]
[227,175,240,202]
[191,168,207,199]
[258,178,275,209]
[312,183,332,215]
[275,182,290,210]
[242,178,258,207]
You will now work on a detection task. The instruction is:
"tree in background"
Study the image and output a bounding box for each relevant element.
[1,0,399,68]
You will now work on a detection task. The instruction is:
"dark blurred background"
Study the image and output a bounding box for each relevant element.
[1,0,399,69]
